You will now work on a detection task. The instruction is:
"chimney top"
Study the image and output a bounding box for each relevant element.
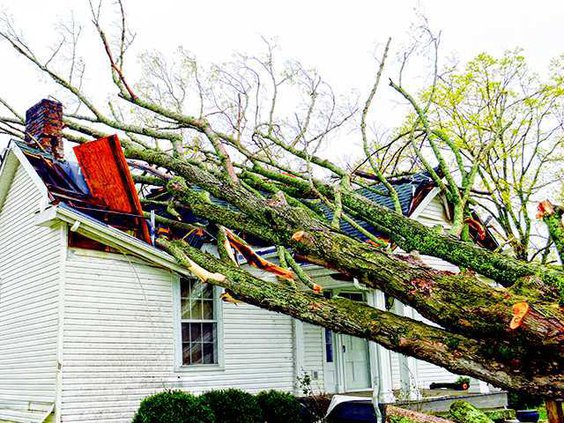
[25,99,64,160]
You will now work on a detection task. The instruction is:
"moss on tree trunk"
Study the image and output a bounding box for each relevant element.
[159,238,564,398]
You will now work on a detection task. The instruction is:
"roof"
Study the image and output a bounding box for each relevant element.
[34,203,189,275]
[142,167,497,250]
[322,173,435,242]
[1,136,497,258]
[139,169,440,249]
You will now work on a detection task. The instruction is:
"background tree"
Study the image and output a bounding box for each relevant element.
[360,50,564,262]
[0,1,562,406]
[374,51,564,262]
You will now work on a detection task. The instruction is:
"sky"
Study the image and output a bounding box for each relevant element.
[1,0,564,153]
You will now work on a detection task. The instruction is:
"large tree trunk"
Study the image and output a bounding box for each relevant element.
[131,158,563,353]
[246,165,564,296]
[160,239,564,398]
[113,144,564,398]
[538,201,564,264]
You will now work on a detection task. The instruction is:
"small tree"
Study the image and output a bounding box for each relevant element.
[411,51,564,261]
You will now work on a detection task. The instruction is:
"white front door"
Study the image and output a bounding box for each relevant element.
[342,333,371,391]
[338,292,371,392]
[322,291,372,393]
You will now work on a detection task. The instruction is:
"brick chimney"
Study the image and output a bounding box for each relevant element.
[25,99,64,160]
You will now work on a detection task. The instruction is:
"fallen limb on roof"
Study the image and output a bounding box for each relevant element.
[224,229,295,279]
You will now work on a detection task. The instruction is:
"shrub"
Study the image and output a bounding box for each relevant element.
[256,390,305,423]
[201,388,264,423]
[388,416,416,423]
[132,390,215,423]
[449,400,493,423]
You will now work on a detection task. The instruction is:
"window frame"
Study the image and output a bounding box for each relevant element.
[173,275,224,371]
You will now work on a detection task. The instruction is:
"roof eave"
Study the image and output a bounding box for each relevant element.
[35,204,191,277]
[0,141,51,213]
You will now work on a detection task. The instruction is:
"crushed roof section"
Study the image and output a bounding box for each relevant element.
[14,139,150,243]
[141,170,436,247]
[7,137,496,252]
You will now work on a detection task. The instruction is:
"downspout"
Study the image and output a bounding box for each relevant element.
[372,375,383,423]
[292,318,305,395]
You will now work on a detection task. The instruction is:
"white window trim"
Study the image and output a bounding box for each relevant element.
[172,274,224,372]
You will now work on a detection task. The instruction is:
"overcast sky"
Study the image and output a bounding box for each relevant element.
[1,0,564,152]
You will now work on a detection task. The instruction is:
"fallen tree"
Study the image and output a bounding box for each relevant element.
[0,1,562,404]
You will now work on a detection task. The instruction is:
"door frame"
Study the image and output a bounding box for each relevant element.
[323,289,375,393]
[339,332,372,392]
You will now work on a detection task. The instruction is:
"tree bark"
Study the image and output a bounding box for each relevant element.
[539,201,564,264]
[159,238,564,398]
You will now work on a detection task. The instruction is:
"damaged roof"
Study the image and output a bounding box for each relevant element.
[142,169,437,246]
[13,137,150,244]
[5,135,496,254]
[324,173,435,242]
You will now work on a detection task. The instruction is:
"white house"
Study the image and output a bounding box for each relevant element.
[0,100,497,422]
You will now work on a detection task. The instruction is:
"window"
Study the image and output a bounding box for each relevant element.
[323,291,333,363]
[180,278,218,365]
[324,328,333,363]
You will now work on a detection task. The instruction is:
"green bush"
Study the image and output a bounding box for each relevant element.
[256,390,305,423]
[201,388,264,423]
[388,416,416,423]
[449,400,493,423]
[132,390,215,423]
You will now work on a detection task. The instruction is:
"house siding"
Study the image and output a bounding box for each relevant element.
[302,323,325,390]
[0,164,62,414]
[60,249,294,422]
[390,195,459,390]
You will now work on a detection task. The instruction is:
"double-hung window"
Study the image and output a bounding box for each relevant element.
[180,278,219,366]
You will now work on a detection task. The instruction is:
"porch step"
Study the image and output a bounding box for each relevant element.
[397,392,508,413]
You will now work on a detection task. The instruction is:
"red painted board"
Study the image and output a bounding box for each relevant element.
[73,135,151,243]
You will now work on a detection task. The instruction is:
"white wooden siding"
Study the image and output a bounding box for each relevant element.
[302,323,325,389]
[414,196,460,386]
[0,164,62,415]
[60,249,294,422]
[415,194,449,228]
[389,195,459,389]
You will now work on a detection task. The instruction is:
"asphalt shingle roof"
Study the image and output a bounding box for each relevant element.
[320,172,434,241]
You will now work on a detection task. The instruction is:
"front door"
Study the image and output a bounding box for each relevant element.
[341,333,371,391]
[339,292,371,391]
